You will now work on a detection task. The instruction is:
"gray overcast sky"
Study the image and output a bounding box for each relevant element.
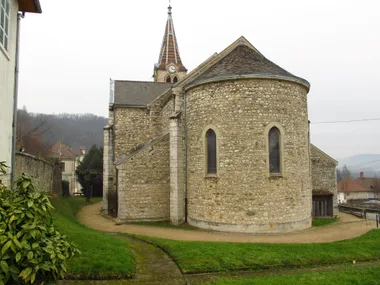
[17,0,380,159]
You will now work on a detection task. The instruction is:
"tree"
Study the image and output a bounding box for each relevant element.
[16,108,51,157]
[341,165,352,179]
[75,145,103,200]
[336,168,342,182]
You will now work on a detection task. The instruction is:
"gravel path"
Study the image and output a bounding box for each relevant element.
[77,202,378,243]
[61,235,186,285]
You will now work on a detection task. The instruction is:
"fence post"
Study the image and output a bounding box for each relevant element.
[377,214,379,228]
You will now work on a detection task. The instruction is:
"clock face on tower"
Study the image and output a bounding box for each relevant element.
[168,65,176,74]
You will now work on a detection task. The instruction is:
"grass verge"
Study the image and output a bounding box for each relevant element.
[202,264,380,285]
[312,218,337,227]
[51,197,135,279]
[134,229,380,274]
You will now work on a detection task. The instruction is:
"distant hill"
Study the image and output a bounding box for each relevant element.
[17,109,108,153]
[337,154,380,178]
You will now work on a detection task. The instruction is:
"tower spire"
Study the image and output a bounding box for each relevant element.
[154,3,187,80]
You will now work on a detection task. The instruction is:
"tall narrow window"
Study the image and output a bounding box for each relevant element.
[0,0,10,51]
[173,76,178,83]
[206,129,217,174]
[166,76,171,83]
[269,127,280,174]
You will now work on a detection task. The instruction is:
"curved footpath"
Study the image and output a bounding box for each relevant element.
[78,202,378,243]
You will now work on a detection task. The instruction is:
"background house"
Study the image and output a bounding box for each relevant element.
[355,171,380,193]
[0,0,41,184]
[47,141,85,195]
[337,178,378,203]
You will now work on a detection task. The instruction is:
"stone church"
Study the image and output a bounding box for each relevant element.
[103,5,338,233]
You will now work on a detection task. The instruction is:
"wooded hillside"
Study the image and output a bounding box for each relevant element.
[17,109,108,156]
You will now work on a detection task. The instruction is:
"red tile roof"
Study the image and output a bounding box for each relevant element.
[337,178,373,193]
[355,177,380,191]
[46,141,76,160]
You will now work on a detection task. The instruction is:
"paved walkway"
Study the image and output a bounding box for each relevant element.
[78,203,378,243]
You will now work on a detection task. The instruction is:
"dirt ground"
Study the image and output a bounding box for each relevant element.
[78,202,378,243]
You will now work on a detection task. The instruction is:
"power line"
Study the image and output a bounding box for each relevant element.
[352,160,380,167]
[311,117,380,124]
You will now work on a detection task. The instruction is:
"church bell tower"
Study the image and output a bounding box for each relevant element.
[154,4,187,83]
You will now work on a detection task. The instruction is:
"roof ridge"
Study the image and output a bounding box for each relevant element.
[114,80,171,84]
[311,144,338,164]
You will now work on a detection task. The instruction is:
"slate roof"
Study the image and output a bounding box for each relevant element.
[114,81,171,106]
[337,178,373,193]
[187,44,309,88]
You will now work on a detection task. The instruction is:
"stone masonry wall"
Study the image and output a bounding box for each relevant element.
[116,135,170,222]
[112,97,174,221]
[159,99,174,134]
[14,152,54,192]
[156,70,187,83]
[114,102,174,159]
[310,145,338,217]
[114,108,152,159]
[185,78,312,233]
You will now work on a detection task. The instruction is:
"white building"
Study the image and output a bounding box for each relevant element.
[0,0,41,184]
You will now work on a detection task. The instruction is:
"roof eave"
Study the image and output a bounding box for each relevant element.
[18,0,42,13]
[185,74,311,92]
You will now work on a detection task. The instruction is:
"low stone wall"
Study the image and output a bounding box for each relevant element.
[15,152,55,192]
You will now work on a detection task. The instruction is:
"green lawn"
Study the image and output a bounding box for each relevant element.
[51,197,135,279]
[203,264,380,285]
[312,218,337,227]
[51,197,380,281]
[135,229,380,274]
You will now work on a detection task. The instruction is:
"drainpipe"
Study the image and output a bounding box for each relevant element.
[10,12,25,187]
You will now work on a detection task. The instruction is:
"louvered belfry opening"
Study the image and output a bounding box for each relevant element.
[206,129,217,174]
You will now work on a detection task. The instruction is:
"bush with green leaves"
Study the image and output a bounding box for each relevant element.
[0,162,80,284]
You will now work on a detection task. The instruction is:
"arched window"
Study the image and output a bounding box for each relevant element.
[173,76,178,83]
[206,129,217,174]
[166,76,171,83]
[269,127,280,174]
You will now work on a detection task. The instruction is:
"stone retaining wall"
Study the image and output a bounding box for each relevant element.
[14,152,54,192]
